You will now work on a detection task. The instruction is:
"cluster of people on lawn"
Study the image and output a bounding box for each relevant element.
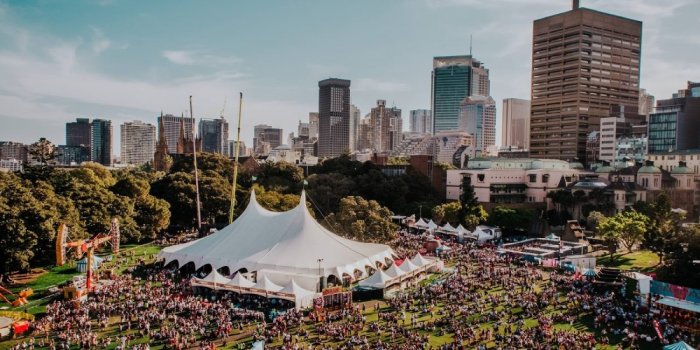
[7,235,698,350]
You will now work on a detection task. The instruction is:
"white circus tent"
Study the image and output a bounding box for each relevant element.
[159,190,395,292]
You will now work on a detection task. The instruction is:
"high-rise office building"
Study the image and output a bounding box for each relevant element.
[226,140,247,157]
[66,118,92,155]
[120,120,156,165]
[199,117,229,154]
[502,98,531,149]
[598,105,645,163]
[529,1,642,163]
[56,145,90,166]
[459,96,496,155]
[639,88,655,118]
[298,121,310,138]
[253,126,283,155]
[431,55,490,134]
[0,141,28,163]
[157,114,195,154]
[357,116,372,151]
[308,113,319,140]
[648,82,700,154]
[318,78,351,158]
[253,124,272,152]
[91,119,112,166]
[409,109,432,135]
[350,105,361,152]
[370,100,402,152]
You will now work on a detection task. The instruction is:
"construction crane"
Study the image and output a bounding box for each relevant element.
[56,219,120,292]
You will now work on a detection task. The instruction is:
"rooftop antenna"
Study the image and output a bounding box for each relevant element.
[469,34,473,56]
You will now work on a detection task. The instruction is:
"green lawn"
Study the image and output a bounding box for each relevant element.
[2,243,162,316]
[597,250,659,272]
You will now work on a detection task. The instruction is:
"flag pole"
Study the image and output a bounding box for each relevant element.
[229,92,243,224]
[190,96,202,231]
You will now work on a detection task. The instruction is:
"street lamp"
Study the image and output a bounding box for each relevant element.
[419,205,423,219]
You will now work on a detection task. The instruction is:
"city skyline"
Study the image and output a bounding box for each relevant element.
[0,0,698,155]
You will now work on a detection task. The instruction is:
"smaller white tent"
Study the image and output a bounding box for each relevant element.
[410,253,432,267]
[225,273,256,292]
[384,262,406,279]
[456,224,469,234]
[415,218,429,228]
[400,259,420,275]
[359,269,393,289]
[191,270,231,290]
[279,279,317,310]
[441,223,457,233]
[427,220,438,230]
[250,276,284,296]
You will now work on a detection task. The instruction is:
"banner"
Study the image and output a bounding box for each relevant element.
[650,281,700,303]
[653,319,664,341]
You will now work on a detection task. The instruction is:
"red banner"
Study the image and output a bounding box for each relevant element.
[653,319,664,341]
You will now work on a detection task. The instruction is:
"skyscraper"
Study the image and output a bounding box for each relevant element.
[350,105,361,152]
[318,78,351,158]
[66,118,92,154]
[648,82,700,154]
[409,109,432,135]
[431,55,489,134]
[370,100,402,152]
[91,119,112,166]
[501,98,531,149]
[120,120,156,165]
[639,88,655,118]
[459,96,496,155]
[308,113,319,140]
[199,117,229,154]
[529,1,642,163]
[157,114,195,154]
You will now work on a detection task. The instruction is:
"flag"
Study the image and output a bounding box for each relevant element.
[251,176,257,182]
[303,180,308,186]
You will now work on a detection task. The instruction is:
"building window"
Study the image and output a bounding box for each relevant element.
[529,174,537,183]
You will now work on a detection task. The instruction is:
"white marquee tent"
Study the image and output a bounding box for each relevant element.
[358,269,393,289]
[159,191,395,291]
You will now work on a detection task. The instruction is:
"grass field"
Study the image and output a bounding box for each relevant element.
[597,250,659,272]
[1,243,161,317]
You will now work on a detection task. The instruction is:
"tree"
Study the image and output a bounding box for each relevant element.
[257,161,304,194]
[657,225,700,288]
[151,172,197,228]
[325,196,397,243]
[254,185,302,212]
[306,173,355,215]
[635,194,684,264]
[0,173,41,272]
[432,202,461,224]
[459,178,487,229]
[586,211,606,234]
[598,210,649,253]
[28,137,57,166]
[487,207,531,233]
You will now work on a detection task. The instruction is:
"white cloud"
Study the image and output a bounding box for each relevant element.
[90,26,111,54]
[162,50,241,67]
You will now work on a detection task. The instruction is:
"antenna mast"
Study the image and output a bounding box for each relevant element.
[229,92,243,224]
[190,96,202,231]
[469,34,473,56]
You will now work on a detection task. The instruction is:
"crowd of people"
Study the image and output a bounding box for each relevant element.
[4,234,698,349]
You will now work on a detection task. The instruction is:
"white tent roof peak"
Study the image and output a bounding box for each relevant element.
[384,262,406,278]
[400,259,419,273]
[227,273,255,288]
[253,275,283,292]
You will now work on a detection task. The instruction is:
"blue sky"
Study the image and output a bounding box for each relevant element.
[0,0,698,155]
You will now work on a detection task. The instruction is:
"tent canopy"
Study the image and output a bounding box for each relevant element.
[415,218,429,228]
[159,191,394,290]
[359,269,393,289]
[384,263,406,278]
[411,253,431,267]
[427,220,438,230]
[664,341,695,350]
[546,233,560,240]
[226,273,255,289]
[441,223,457,233]
[400,259,419,274]
[656,297,700,313]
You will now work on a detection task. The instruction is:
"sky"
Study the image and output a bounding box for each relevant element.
[0,0,698,156]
